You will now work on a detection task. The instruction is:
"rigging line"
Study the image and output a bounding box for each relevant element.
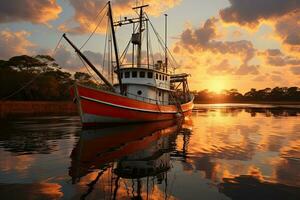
[1,35,64,101]
[148,29,155,66]
[148,18,175,62]
[102,16,109,79]
[145,14,180,70]
[120,25,139,64]
[79,3,109,50]
[144,15,164,61]
[152,25,164,61]
[77,53,101,85]
[120,40,131,65]
[150,21,167,57]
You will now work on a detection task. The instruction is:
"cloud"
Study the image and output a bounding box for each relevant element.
[252,74,269,82]
[53,46,106,75]
[61,0,181,34]
[274,12,300,53]
[259,49,300,67]
[181,18,219,46]
[232,30,242,38]
[53,46,80,70]
[207,59,235,75]
[219,0,300,54]
[179,18,256,64]
[252,72,286,84]
[219,0,300,27]
[270,74,284,82]
[0,0,62,24]
[175,18,258,76]
[290,66,300,75]
[235,64,259,75]
[0,29,35,60]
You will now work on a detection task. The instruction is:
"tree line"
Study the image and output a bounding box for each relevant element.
[192,87,300,103]
[0,55,98,101]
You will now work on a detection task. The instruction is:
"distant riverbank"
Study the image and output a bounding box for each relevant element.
[0,101,77,119]
[194,100,300,105]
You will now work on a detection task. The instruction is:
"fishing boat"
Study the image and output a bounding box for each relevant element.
[63,1,194,127]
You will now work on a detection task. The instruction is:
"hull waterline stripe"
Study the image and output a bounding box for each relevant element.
[80,95,187,114]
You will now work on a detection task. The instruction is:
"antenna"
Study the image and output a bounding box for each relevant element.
[165,14,168,73]
[132,4,149,67]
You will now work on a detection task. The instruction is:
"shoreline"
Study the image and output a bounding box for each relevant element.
[0,101,78,119]
[194,101,300,105]
[1,100,300,119]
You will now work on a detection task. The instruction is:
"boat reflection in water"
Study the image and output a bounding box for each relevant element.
[69,119,191,199]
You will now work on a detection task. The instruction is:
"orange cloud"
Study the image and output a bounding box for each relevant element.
[0,29,35,59]
[60,0,181,34]
[258,49,300,67]
[173,17,259,78]
[0,0,62,24]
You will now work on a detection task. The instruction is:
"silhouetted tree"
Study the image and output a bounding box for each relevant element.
[194,87,300,103]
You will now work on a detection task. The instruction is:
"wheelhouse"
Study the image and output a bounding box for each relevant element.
[114,66,171,105]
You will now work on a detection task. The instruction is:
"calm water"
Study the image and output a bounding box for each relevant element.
[0,104,300,200]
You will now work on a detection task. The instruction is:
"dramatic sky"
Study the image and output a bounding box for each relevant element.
[0,0,300,92]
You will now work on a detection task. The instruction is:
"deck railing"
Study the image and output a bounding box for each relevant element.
[126,92,170,105]
[125,92,193,106]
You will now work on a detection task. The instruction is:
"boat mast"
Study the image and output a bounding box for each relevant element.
[133,4,148,67]
[108,1,124,94]
[62,33,114,90]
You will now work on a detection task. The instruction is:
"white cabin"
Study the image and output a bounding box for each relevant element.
[114,66,171,105]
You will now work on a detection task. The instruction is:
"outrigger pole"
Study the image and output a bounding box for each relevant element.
[107,1,124,94]
[62,33,115,90]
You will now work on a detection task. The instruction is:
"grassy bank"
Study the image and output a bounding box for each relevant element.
[0,101,77,119]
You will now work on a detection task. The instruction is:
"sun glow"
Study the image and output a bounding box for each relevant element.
[208,78,227,93]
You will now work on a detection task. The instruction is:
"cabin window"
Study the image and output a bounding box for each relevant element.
[156,73,158,79]
[137,90,142,95]
[162,75,165,81]
[132,71,137,78]
[147,72,153,78]
[159,74,162,80]
[159,91,162,96]
[121,72,123,78]
[125,71,130,78]
[140,71,145,78]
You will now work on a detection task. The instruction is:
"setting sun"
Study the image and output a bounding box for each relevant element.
[208,78,227,93]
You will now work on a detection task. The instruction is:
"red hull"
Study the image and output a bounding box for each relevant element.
[73,84,194,126]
